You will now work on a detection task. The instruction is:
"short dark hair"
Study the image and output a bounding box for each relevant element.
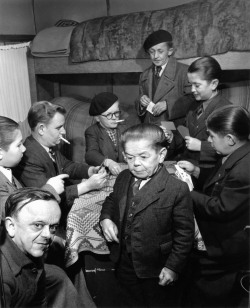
[207,105,250,141]
[188,56,222,81]
[121,124,166,151]
[0,116,19,151]
[5,188,58,219]
[28,101,66,131]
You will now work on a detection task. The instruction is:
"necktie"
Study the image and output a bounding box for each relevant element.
[49,148,56,162]
[132,179,142,196]
[155,66,162,79]
[196,104,204,119]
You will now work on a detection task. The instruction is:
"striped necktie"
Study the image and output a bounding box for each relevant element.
[196,104,204,119]
[132,179,142,196]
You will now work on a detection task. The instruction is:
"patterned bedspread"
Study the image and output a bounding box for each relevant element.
[70,0,250,63]
[64,176,116,267]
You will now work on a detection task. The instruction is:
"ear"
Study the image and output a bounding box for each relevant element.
[0,147,3,160]
[226,134,236,146]
[5,217,16,238]
[37,123,45,136]
[168,47,174,56]
[211,79,219,91]
[122,151,127,162]
[159,147,167,163]
[95,116,100,123]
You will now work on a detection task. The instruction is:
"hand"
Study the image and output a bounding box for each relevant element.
[177,160,195,174]
[140,95,151,108]
[46,174,69,194]
[100,219,119,243]
[184,136,201,151]
[84,172,107,192]
[105,159,122,176]
[160,126,173,143]
[159,267,178,286]
[88,165,107,176]
[152,101,167,116]
[177,160,200,178]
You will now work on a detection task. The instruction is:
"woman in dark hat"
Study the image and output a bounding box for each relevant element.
[135,29,193,126]
[85,92,126,175]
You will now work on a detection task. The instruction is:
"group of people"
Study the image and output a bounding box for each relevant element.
[0,28,249,308]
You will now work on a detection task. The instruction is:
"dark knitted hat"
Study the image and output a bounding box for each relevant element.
[143,29,172,52]
[89,92,118,116]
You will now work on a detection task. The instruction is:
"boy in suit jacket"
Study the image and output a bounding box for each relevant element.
[135,29,192,126]
[100,123,194,307]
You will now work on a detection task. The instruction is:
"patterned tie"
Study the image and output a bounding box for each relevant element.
[155,66,162,79]
[49,148,56,162]
[196,104,204,119]
[132,179,142,196]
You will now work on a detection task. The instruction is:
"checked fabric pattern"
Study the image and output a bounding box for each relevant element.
[65,164,128,267]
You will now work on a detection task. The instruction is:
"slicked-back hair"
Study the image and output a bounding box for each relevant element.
[121,124,166,152]
[28,101,66,131]
[5,187,58,219]
[207,105,250,141]
[0,116,19,151]
[188,56,222,81]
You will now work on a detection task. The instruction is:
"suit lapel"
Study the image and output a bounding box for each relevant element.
[118,172,132,220]
[153,57,176,103]
[134,167,169,215]
[204,143,250,190]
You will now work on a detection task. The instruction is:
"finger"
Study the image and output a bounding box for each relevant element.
[57,174,69,179]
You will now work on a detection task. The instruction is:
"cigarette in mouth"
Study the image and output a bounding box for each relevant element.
[60,136,70,144]
[115,119,125,122]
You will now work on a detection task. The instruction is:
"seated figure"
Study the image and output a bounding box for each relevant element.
[85,92,127,175]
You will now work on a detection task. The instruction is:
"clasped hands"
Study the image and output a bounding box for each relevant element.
[140,95,167,117]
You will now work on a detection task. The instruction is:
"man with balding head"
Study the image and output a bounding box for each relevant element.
[135,29,192,126]
[0,188,90,307]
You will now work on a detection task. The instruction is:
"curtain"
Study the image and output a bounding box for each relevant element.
[0,42,31,139]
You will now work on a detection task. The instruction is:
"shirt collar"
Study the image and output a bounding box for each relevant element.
[0,166,12,182]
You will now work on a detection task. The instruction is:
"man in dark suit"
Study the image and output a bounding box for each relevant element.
[14,101,107,211]
[135,29,193,126]
[100,124,194,307]
[0,188,86,308]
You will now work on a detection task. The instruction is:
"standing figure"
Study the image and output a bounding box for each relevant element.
[166,56,232,168]
[85,92,127,176]
[178,105,250,307]
[100,124,194,307]
[135,29,192,126]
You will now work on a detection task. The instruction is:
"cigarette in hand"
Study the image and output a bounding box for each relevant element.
[60,136,70,144]
[115,119,125,123]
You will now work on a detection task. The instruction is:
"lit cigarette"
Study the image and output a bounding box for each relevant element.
[60,136,70,144]
[115,119,125,122]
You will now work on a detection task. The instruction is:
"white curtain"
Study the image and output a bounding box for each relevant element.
[0,42,31,139]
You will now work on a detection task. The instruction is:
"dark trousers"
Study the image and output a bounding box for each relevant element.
[116,244,181,308]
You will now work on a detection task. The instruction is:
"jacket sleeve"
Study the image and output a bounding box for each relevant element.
[85,126,105,166]
[165,182,194,273]
[191,161,250,220]
[135,72,148,118]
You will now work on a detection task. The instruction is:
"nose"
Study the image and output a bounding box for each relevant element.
[191,84,196,93]
[133,156,141,166]
[41,225,51,238]
[207,135,212,143]
[22,144,26,153]
[60,127,66,134]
